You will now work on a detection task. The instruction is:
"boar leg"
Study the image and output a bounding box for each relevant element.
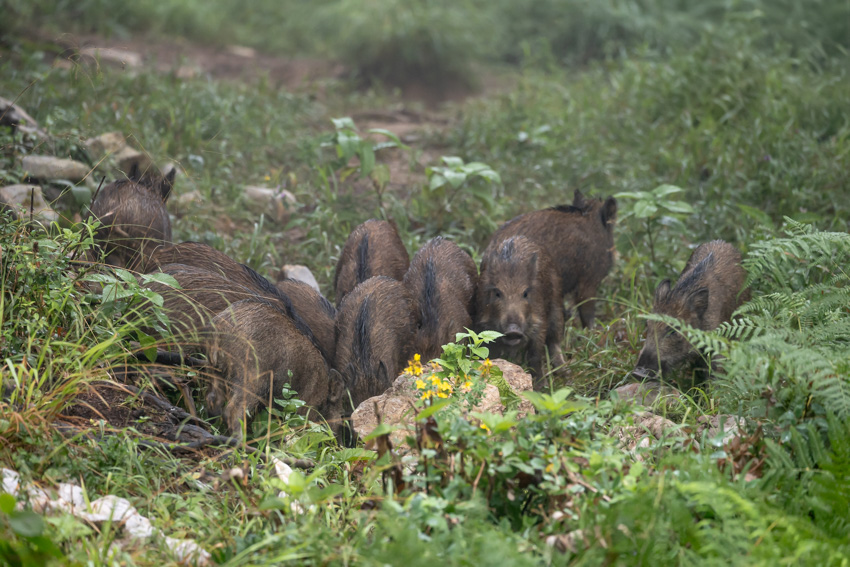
[546,305,566,369]
[528,344,547,392]
[576,287,597,328]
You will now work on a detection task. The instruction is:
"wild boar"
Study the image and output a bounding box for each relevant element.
[88,167,175,270]
[334,276,419,411]
[634,240,750,383]
[475,235,565,390]
[204,299,346,439]
[403,237,477,360]
[488,189,617,328]
[333,219,409,306]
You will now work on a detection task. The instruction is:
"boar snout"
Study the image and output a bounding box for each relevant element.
[502,322,525,346]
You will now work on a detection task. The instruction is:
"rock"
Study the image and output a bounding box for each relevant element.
[226,45,256,58]
[175,190,202,208]
[84,132,127,158]
[616,412,679,456]
[175,65,202,80]
[697,414,742,444]
[610,381,682,409]
[21,156,90,182]
[243,185,298,223]
[0,185,58,222]
[280,265,320,292]
[0,96,45,138]
[113,146,153,174]
[79,47,143,69]
[351,359,534,449]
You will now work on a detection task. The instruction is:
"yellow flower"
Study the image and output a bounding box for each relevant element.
[430,375,441,385]
[545,463,555,473]
[480,422,491,433]
[437,391,449,398]
[421,390,433,401]
[461,380,473,392]
[438,380,452,392]
[411,365,423,376]
[415,379,426,390]
[414,353,421,363]
[264,175,271,181]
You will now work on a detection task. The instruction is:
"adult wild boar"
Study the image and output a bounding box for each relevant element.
[88,167,175,270]
[634,240,750,383]
[403,237,477,360]
[475,235,565,390]
[488,190,617,328]
[334,276,419,411]
[333,219,409,306]
[204,299,346,439]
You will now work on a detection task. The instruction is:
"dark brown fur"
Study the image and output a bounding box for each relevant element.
[333,219,409,307]
[403,237,477,360]
[474,235,565,390]
[275,278,337,363]
[147,243,336,360]
[88,168,175,270]
[634,240,750,382]
[333,276,419,412]
[488,189,617,328]
[204,299,345,439]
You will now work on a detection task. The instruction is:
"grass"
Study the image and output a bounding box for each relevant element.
[1,3,850,565]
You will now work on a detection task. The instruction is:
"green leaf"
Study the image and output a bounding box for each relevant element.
[633,200,659,219]
[359,142,375,178]
[429,173,448,191]
[737,204,774,227]
[9,510,44,538]
[0,493,15,515]
[363,422,398,442]
[367,128,407,149]
[441,156,464,167]
[331,117,357,130]
[442,169,467,189]
[661,201,695,214]
[140,272,180,288]
[652,184,685,197]
[477,330,504,342]
[416,399,452,421]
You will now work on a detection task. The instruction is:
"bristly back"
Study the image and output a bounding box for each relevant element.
[241,264,329,360]
[658,252,715,306]
[356,232,370,285]
[421,256,440,334]
[353,296,373,377]
[548,204,586,215]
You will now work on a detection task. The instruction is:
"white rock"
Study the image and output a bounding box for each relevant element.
[165,536,212,565]
[1,468,20,495]
[79,47,143,68]
[0,185,58,222]
[281,265,320,292]
[243,185,298,223]
[175,190,202,207]
[85,132,127,158]
[21,156,89,182]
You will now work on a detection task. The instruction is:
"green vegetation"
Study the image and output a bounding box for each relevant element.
[1,0,849,564]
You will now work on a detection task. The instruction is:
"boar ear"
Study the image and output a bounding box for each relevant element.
[600,196,617,225]
[160,167,176,201]
[127,161,142,182]
[572,189,585,207]
[327,368,346,403]
[654,280,671,302]
[687,287,710,320]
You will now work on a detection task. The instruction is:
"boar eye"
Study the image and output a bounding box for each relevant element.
[522,288,530,299]
[493,289,502,299]
[664,327,676,337]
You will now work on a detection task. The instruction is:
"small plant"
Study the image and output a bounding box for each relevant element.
[614,184,695,266]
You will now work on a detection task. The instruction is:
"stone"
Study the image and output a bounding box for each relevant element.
[175,190,202,208]
[610,381,682,409]
[84,132,127,158]
[281,265,320,292]
[175,65,202,80]
[697,414,742,444]
[226,45,256,58]
[0,185,58,222]
[351,359,534,449]
[615,412,679,457]
[21,156,89,182]
[243,185,298,223]
[0,96,44,138]
[79,47,143,69]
